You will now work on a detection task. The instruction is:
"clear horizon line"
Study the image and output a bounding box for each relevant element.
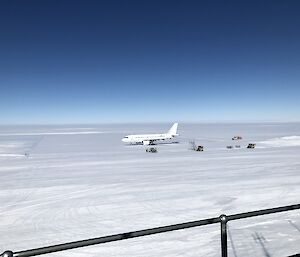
[1,120,300,126]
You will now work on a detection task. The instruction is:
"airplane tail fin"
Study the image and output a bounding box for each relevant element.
[167,123,178,135]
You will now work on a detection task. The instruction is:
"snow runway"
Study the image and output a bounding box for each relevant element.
[0,123,300,257]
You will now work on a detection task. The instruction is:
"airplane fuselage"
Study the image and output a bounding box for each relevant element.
[122,123,179,145]
[122,134,176,145]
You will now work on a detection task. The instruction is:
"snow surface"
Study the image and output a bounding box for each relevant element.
[0,123,300,257]
[259,136,300,147]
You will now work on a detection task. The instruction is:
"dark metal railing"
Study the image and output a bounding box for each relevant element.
[1,203,300,257]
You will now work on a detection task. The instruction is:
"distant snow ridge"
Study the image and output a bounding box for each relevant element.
[260,136,300,147]
[0,131,105,136]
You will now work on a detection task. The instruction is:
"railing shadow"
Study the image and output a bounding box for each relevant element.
[227,225,239,257]
[288,220,300,233]
[252,232,272,257]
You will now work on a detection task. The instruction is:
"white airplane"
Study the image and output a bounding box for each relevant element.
[122,123,179,145]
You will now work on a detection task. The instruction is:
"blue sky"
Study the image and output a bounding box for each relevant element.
[1,0,300,124]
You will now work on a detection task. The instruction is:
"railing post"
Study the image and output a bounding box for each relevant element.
[219,214,228,257]
[0,251,13,257]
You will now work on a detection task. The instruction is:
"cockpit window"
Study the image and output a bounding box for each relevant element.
[124,136,129,138]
